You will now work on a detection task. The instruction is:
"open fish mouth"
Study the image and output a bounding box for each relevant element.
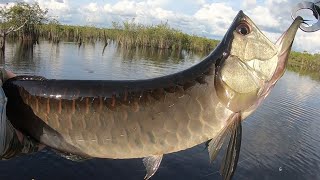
[215,11,303,113]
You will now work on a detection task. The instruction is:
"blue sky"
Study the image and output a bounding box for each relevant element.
[1,0,320,52]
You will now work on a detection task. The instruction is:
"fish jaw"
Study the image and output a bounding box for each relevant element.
[258,16,303,99]
[272,16,303,80]
[214,11,279,113]
[214,12,303,113]
[242,17,304,117]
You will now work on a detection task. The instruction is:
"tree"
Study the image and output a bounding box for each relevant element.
[0,2,48,39]
[0,2,48,63]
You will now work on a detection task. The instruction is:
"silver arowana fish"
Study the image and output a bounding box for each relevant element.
[3,11,303,179]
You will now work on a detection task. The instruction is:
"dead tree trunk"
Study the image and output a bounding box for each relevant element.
[0,20,28,66]
[0,31,6,66]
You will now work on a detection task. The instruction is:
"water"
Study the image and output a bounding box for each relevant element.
[4,40,204,80]
[0,41,319,180]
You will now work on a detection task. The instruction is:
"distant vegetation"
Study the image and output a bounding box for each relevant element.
[1,2,320,80]
[36,21,219,52]
[288,52,320,80]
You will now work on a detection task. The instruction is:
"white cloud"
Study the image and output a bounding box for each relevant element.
[242,0,256,8]
[295,31,320,53]
[194,0,206,6]
[145,0,169,7]
[0,2,15,8]
[37,0,69,11]
[246,6,280,30]
[86,2,98,12]
[194,3,237,36]
[30,0,72,22]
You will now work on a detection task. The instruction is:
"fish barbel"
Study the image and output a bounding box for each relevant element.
[2,11,303,179]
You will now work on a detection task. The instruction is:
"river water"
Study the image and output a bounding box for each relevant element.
[0,41,319,180]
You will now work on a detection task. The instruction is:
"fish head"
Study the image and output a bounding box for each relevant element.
[214,11,303,113]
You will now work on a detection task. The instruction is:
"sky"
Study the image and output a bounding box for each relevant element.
[0,0,320,53]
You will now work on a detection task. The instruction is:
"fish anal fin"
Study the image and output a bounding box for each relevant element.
[53,149,91,162]
[219,113,242,180]
[143,154,163,180]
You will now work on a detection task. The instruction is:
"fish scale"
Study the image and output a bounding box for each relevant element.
[4,65,223,159]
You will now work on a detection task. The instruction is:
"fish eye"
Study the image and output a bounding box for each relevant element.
[236,23,251,36]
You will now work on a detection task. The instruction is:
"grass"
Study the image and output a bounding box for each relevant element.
[34,21,219,52]
[287,51,320,80]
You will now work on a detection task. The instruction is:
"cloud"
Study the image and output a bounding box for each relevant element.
[295,31,320,53]
[36,0,77,24]
[242,0,256,8]
[0,0,22,3]
[0,2,14,8]
[194,3,237,36]
[86,2,98,12]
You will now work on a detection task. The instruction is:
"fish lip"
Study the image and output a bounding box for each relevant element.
[276,16,303,56]
[268,16,303,83]
[250,17,303,98]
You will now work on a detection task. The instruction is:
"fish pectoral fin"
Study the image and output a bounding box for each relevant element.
[207,113,242,162]
[207,127,231,163]
[143,154,163,180]
[219,113,242,180]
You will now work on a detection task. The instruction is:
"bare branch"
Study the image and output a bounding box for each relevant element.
[4,19,28,35]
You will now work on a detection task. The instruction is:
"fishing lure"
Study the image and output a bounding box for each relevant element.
[292,1,320,32]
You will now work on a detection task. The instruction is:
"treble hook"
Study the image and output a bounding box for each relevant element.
[291,1,320,32]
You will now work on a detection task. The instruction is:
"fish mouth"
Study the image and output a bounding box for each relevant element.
[241,16,304,89]
[276,16,304,56]
[267,16,304,84]
[214,11,303,112]
[243,16,304,99]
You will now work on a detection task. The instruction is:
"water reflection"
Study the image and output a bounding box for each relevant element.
[115,44,204,64]
[6,40,41,73]
[287,66,320,81]
[4,40,205,80]
[0,41,319,180]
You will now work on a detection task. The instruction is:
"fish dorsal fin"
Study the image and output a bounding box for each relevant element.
[207,113,242,180]
[143,154,163,180]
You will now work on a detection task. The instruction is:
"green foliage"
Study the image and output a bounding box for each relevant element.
[38,21,219,52]
[108,21,219,51]
[0,2,48,39]
[288,52,320,80]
